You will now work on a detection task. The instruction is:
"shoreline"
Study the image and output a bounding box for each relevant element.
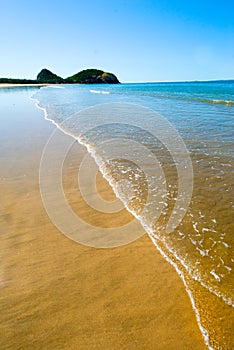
[34,98,213,349]
[34,86,234,349]
[0,86,207,349]
[0,83,49,87]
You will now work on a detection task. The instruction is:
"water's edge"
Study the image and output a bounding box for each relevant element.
[33,95,215,349]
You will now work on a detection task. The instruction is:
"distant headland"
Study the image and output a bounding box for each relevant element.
[0,68,120,85]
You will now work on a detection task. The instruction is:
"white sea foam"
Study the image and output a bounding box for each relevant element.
[149,234,214,350]
[90,89,110,94]
[48,85,65,89]
[90,89,101,94]
[210,270,221,282]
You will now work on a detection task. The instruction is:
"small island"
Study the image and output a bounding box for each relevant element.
[66,69,120,84]
[0,68,120,85]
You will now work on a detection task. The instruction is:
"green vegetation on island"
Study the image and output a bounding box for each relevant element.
[67,69,120,84]
[0,68,120,85]
[36,69,64,84]
[0,78,38,84]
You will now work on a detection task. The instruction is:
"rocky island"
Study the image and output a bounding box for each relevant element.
[66,69,120,84]
[36,69,64,84]
[0,68,120,85]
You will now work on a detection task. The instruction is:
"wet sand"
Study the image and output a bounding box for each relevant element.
[0,88,207,349]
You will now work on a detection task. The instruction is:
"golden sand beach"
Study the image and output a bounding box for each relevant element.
[0,87,207,349]
[0,84,49,88]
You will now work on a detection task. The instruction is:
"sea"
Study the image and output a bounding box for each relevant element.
[33,81,233,349]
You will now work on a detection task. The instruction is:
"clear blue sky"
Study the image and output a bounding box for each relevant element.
[0,0,233,82]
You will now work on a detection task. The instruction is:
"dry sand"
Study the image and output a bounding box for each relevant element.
[0,84,49,88]
[0,90,207,349]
